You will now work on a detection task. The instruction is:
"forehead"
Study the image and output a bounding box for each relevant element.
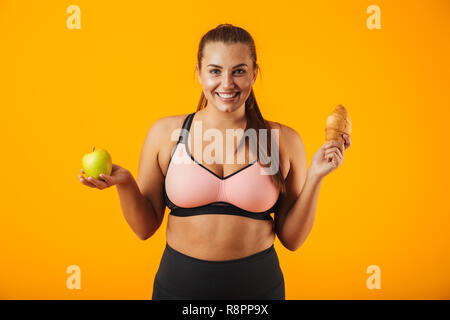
[202,42,251,65]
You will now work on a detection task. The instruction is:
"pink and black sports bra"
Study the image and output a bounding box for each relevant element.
[163,112,280,221]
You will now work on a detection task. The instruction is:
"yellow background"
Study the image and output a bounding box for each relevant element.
[1,0,449,299]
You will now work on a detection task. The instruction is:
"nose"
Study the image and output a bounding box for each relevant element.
[222,73,235,89]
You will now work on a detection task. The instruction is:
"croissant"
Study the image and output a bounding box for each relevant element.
[325,104,352,144]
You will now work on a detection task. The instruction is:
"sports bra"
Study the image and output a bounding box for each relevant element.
[163,112,280,221]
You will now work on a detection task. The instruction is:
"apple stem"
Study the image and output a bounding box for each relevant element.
[93,147,95,152]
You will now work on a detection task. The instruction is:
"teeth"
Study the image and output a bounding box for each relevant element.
[217,92,238,98]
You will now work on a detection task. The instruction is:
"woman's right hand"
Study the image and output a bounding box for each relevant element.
[79,163,132,190]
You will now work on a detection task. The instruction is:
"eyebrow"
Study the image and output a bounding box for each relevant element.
[207,63,248,68]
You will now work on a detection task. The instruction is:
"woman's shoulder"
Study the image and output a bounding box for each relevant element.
[144,114,191,151]
[265,120,302,142]
[265,119,305,164]
[150,113,191,134]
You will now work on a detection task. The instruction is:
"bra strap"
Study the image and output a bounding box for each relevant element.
[178,112,195,144]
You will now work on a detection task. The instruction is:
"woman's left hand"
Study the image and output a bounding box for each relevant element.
[309,133,352,180]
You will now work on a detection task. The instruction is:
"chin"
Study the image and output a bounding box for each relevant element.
[217,105,241,113]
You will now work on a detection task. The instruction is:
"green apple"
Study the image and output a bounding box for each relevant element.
[82,147,112,180]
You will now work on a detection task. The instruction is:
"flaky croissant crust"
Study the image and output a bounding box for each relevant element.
[325,104,352,143]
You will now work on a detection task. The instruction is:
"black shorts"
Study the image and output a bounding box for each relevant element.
[152,242,285,300]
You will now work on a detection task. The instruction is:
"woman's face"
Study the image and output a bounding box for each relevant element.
[197,41,258,113]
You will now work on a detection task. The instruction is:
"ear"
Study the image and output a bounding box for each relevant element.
[251,64,258,85]
[196,64,202,85]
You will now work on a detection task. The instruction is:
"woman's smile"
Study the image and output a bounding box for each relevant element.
[215,91,240,102]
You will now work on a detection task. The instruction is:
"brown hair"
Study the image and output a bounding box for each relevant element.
[195,23,286,194]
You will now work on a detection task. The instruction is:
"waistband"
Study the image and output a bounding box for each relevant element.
[156,241,284,299]
[165,242,275,265]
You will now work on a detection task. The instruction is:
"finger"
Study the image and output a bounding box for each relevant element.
[342,134,351,150]
[99,174,115,185]
[327,140,343,152]
[335,146,343,159]
[328,152,339,166]
[325,140,338,147]
[340,139,345,153]
[325,147,341,156]
[326,147,343,160]
[81,168,85,174]
[326,153,335,162]
[325,151,342,164]
[331,154,338,167]
[326,153,337,164]
[333,138,344,154]
[341,134,347,149]
[87,176,109,189]
[79,175,97,188]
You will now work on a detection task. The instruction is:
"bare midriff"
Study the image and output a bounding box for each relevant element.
[166,214,275,261]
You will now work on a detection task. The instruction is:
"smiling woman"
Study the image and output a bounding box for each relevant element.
[150,24,288,300]
[78,22,349,300]
[195,25,286,193]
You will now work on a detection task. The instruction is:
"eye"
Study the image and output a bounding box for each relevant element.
[209,69,246,75]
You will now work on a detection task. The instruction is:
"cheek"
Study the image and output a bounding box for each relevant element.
[203,77,219,89]
[237,81,252,96]
[236,77,252,90]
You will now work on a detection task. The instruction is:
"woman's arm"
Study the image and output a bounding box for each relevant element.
[274,124,317,251]
[116,173,161,240]
[275,168,322,251]
[275,124,350,251]
[117,118,169,240]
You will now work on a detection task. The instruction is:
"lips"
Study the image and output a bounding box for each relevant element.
[216,92,240,99]
[216,92,240,94]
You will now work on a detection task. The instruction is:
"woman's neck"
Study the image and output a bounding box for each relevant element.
[199,104,247,130]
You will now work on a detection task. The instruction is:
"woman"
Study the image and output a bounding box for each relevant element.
[78,24,351,300]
